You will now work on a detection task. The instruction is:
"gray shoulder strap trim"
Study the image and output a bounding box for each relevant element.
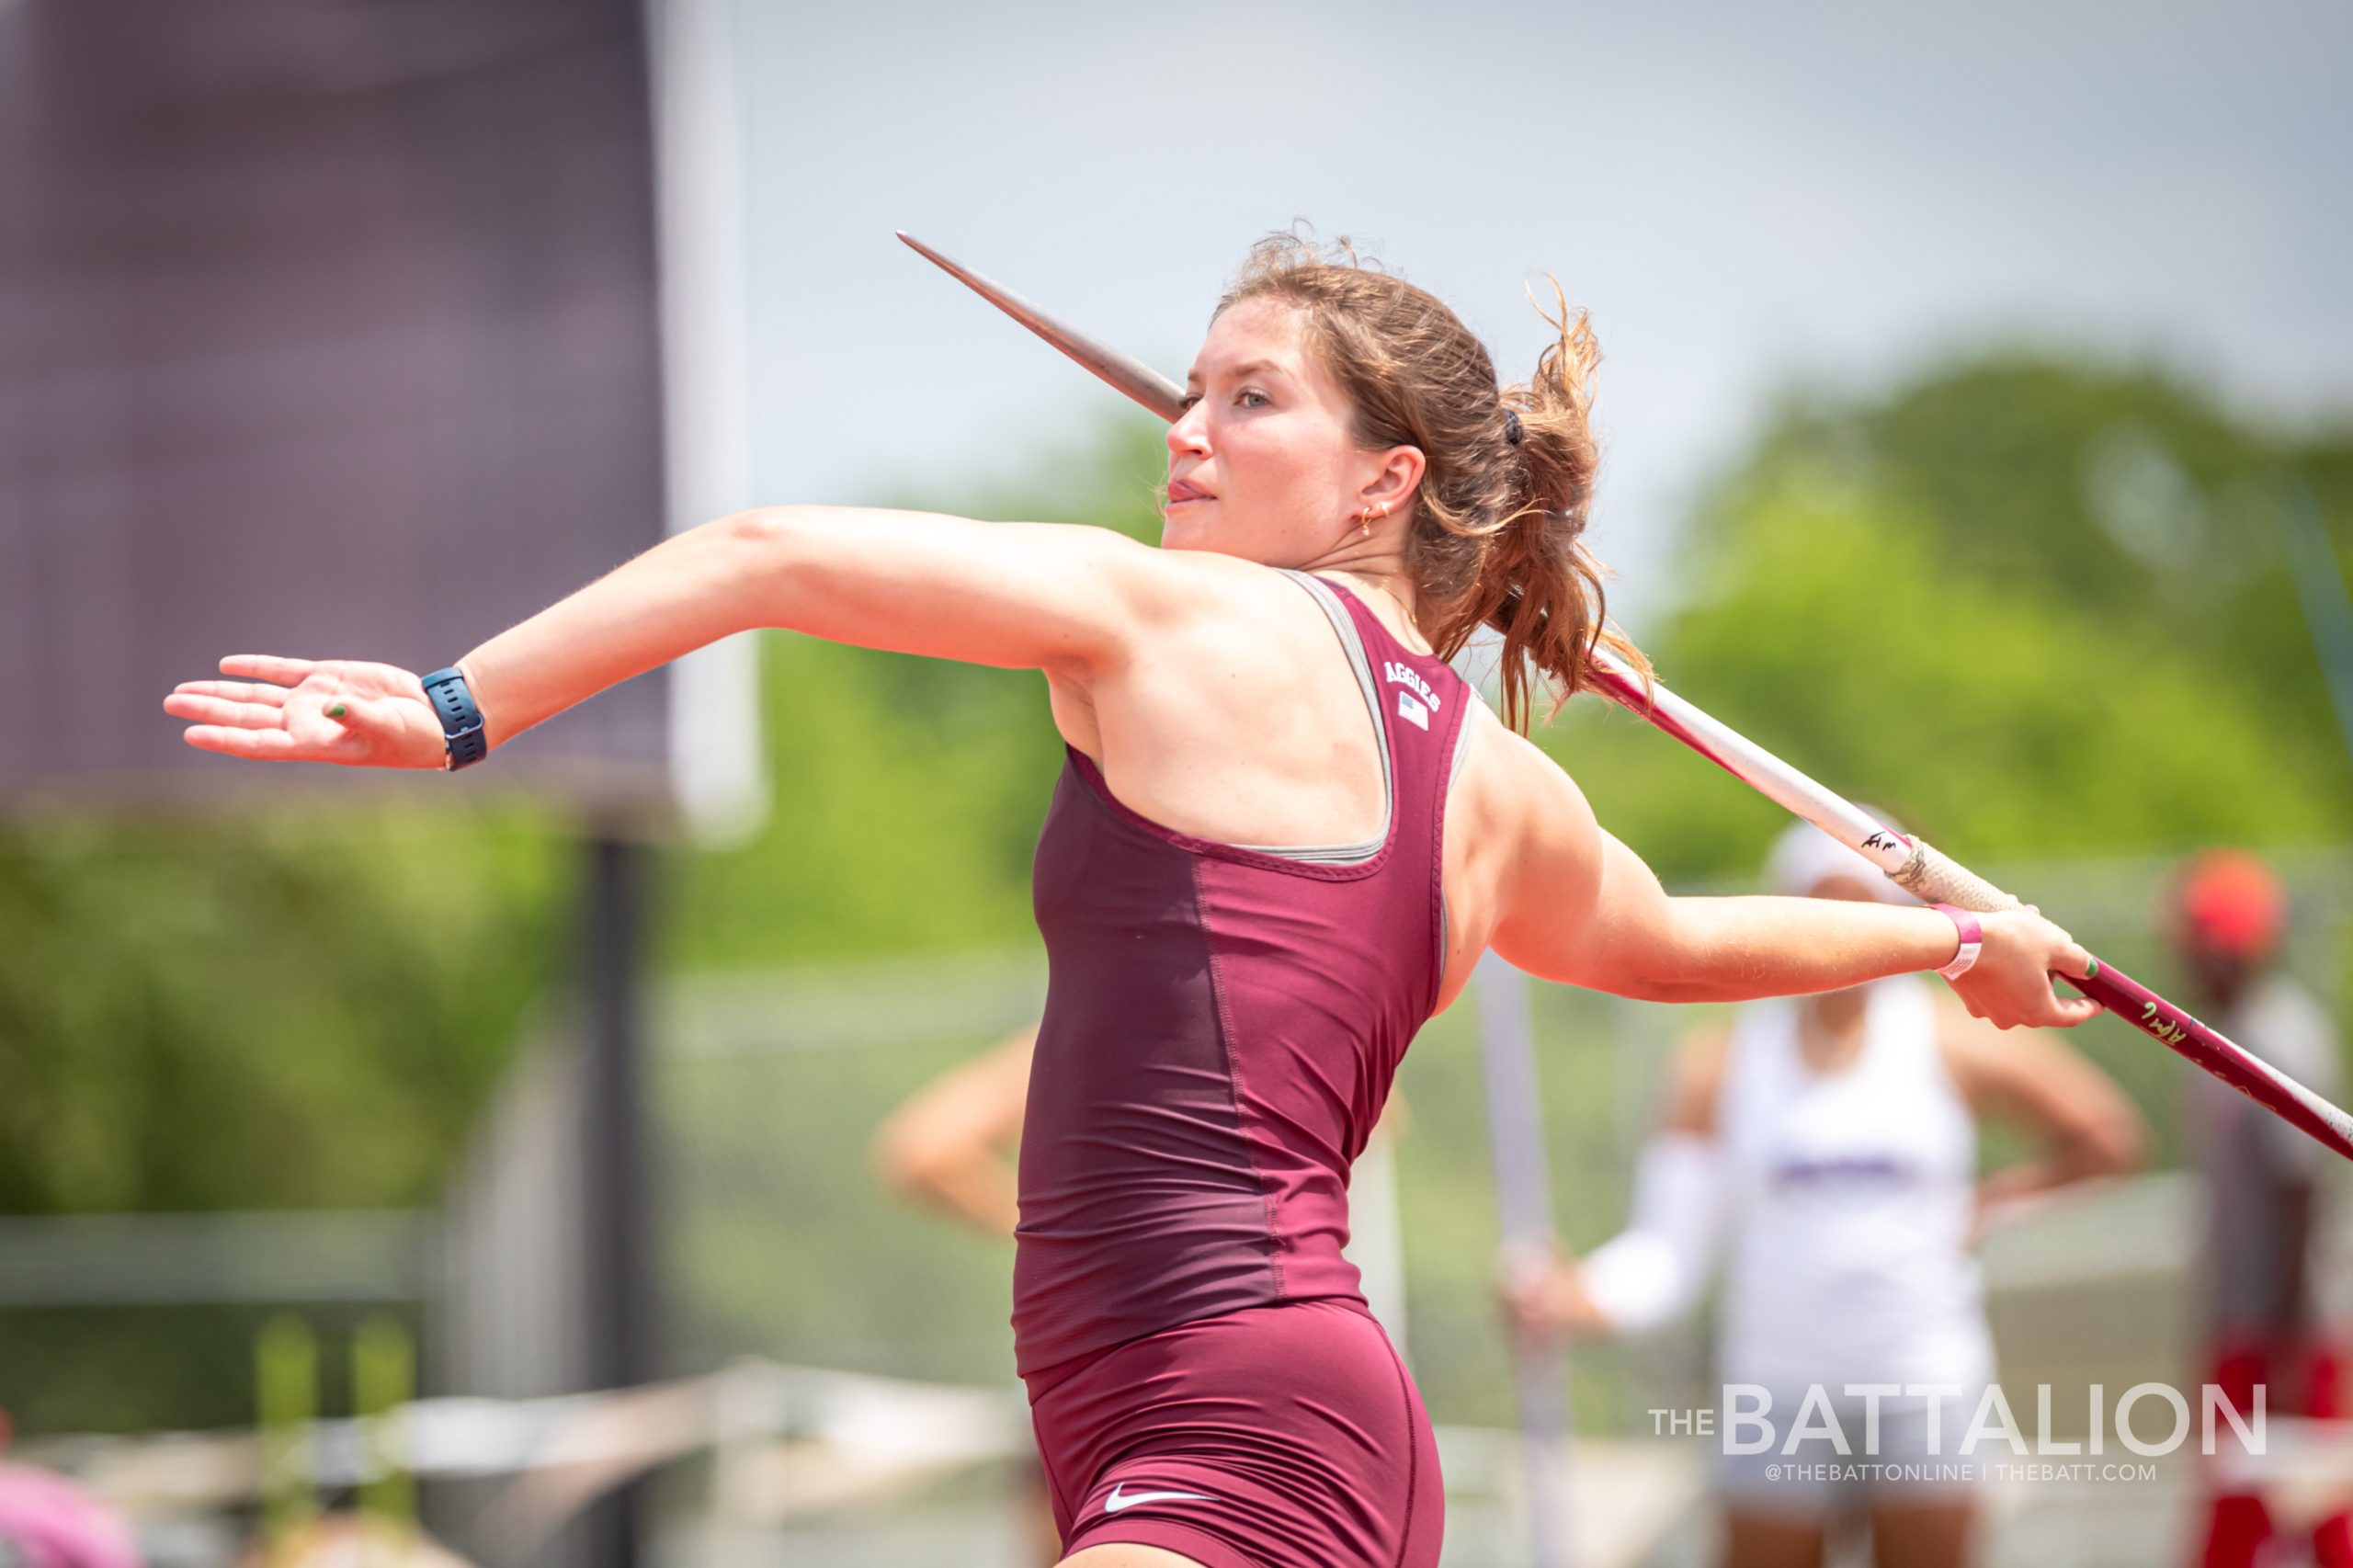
[1233,571,1392,864]
[1437,706,1474,977]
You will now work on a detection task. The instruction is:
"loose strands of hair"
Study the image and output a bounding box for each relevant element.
[1218,233,1650,731]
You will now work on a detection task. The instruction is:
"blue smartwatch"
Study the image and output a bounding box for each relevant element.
[420,665,489,771]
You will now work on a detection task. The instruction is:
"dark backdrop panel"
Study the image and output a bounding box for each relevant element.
[0,0,675,821]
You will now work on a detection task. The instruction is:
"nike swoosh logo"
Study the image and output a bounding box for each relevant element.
[1104,1483,1214,1512]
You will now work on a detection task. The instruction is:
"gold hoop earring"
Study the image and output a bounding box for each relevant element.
[1358,507,1372,539]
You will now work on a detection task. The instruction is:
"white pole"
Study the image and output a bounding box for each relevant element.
[1477,952,1574,1568]
[648,0,769,846]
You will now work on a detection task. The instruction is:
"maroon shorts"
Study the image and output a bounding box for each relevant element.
[1021,1297,1443,1568]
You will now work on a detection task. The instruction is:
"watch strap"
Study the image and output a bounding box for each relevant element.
[421,665,488,771]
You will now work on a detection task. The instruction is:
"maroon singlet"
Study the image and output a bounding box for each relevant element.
[1016,572,1465,1568]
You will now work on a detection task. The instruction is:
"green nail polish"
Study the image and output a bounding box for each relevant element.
[327,702,347,719]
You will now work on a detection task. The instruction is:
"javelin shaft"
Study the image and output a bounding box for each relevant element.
[899,231,2353,1166]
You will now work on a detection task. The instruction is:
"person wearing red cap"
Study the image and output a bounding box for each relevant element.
[2176,851,2352,1568]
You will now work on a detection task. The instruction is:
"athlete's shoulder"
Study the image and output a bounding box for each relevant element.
[1464,712,1612,957]
[1124,548,1336,628]
[1469,711,1601,848]
[1081,534,1256,624]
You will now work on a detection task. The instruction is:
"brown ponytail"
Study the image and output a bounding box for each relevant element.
[1218,233,1649,730]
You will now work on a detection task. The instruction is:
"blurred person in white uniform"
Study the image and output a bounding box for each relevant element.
[1502,818,2147,1568]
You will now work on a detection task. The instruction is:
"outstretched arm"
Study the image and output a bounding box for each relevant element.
[166,506,1181,766]
[1486,731,2100,1030]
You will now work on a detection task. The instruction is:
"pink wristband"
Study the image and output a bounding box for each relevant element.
[1930,903,1983,980]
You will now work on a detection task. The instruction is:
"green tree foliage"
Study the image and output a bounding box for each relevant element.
[0,808,568,1214]
[1553,356,2353,882]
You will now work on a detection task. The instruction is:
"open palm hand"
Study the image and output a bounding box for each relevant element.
[164,655,448,769]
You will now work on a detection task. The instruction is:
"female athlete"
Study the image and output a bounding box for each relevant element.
[165,235,2103,1568]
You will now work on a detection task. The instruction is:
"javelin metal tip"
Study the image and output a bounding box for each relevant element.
[897,230,1188,422]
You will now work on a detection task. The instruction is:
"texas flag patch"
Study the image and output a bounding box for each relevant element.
[1395,690,1429,730]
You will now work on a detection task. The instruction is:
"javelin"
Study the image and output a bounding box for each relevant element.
[897,231,2353,1165]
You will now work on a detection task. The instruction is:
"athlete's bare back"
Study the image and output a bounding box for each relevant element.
[1039,547,1521,1014]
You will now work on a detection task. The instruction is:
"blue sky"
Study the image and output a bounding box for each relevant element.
[725,0,2350,627]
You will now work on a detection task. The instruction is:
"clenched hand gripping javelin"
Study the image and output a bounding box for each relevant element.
[898,230,2353,1166]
